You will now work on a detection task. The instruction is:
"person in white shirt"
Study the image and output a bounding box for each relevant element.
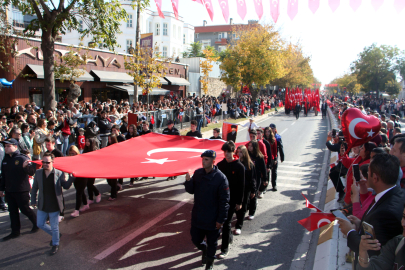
[241,118,259,141]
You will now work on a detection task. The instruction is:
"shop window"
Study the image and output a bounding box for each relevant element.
[29,88,43,107]
[92,88,129,103]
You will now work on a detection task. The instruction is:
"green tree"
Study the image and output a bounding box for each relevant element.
[220,24,287,103]
[54,44,92,103]
[351,44,400,98]
[183,42,204,58]
[1,0,137,111]
[384,79,401,96]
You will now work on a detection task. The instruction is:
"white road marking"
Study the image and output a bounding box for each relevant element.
[278,170,319,176]
[276,183,317,190]
[291,122,296,125]
[94,198,190,260]
[280,128,288,135]
[282,161,321,166]
[277,176,318,183]
[278,165,321,171]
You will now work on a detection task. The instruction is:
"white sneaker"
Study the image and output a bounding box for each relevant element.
[70,210,80,218]
[234,229,241,235]
[95,194,101,203]
[59,216,64,222]
[79,204,90,212]
[88,199,94,205]
[247,215,254,220]
[258,192,263,199]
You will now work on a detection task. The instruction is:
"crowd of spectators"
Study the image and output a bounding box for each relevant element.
[324,95,405,269]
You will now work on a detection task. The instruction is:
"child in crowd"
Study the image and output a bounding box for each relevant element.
[77,128,85,154]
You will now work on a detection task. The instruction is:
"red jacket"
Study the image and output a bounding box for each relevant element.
[270,140,277,161]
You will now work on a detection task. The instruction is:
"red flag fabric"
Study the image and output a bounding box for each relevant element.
[236,0,247,20]
[222,122,238,141]
[203,0,215,21]
[218,0,230,22]
[298,213,335,232]
[301,193,323,212]
[350,0,362,11]
[270,0,280,23]
[308,0,320,14]
[253,0,264,19]
[287,0,299,20]
[329,0,340,12]
[47,133,227,178]
[128,112,138,127]
[171,0,179,19]
[394,0,405,13]
[154,0,165,18]
[371,0,384,10]
[192,0,203,4]
[150,114,155,125]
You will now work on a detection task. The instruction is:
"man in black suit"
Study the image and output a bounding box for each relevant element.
[226,125,237,142]
[321,101,328,119]
[337,153,404,265]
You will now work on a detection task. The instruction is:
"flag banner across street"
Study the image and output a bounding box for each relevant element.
[47,133,231,179]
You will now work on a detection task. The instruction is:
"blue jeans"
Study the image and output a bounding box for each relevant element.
[37,210,60,246]
[196,116,203,132]
[62,136,69,156]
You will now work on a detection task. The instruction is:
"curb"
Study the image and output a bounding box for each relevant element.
[313,107,352,270]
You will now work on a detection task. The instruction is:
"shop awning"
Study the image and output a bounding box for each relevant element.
[25,64,93,81]
[165,76,190,86]
[90,70,133,83]
[107,84,170,96]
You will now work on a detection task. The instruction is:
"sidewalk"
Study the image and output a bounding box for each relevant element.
[313,107,352,270]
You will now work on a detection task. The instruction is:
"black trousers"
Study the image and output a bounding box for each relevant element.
[190,225,220,259]
[271,162,278,188]
[86,178,99,200]
[322,110,327,118]
[236,189,251,230]
[107,179,118,198]
[5,192,36,234]
[118,178,123,185]
[74,178,88,210]
[221,203,236,253]
[329,170,345,194]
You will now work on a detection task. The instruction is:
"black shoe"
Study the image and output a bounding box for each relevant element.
[49,233,62,246]
[272,186,277,191]
[205,257,215,270]
[30,226,39,234]
[0,206,7,212]
[201,247,207,265]
[2,233,20,241]
[50,245,59,255]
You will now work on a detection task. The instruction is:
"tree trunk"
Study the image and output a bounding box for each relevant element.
[41,31,56,111]
[133,1,141,104]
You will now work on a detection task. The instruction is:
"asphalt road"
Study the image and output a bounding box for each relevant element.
[0,109,329,270]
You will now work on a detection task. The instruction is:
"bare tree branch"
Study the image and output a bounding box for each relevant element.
[27,0,44,21]
[38,0,52,17]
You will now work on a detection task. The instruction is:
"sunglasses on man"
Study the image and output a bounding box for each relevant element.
[42,161,52,164]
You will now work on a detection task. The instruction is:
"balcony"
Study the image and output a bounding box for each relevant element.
[215,38,228,45]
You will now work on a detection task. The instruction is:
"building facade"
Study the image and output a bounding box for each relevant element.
[0,36,190,107]
[194,19,258,52]
[62,3,194,58]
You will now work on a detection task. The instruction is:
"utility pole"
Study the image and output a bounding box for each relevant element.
[133,0,141,104]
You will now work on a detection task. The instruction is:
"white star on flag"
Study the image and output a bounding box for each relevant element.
[367,129,375,137]
[141,158,177,165]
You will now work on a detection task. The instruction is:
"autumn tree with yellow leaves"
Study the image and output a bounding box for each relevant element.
[220,24,287,102]
[272,42,314,88]
[330,73,363,95]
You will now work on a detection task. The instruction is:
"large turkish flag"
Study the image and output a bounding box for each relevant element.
[51,133,227,179]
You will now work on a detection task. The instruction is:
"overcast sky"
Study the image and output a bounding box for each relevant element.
[146,0,405,86]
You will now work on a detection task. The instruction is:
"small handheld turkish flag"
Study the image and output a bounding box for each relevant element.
[301,193,323,213]
[298,213,335,232]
